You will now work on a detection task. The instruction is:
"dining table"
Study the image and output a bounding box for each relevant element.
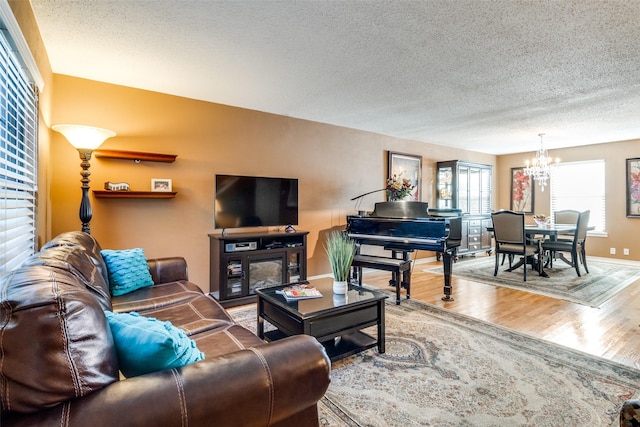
[487,223,585,277]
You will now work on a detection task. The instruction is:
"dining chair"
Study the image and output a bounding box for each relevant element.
[542,210,590,276]
[491,210,541,281]
[554,209,580,241]
[554,209,580,225]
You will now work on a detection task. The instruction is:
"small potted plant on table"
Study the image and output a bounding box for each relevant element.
[324,231,356,294]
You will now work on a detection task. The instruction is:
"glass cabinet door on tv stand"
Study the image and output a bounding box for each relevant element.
[436,160,492,256]
[209,231,308,308]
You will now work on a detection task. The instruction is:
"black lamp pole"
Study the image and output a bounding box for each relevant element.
[78,149,94,234]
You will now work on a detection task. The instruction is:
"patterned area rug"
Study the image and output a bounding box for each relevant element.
[423,255,640,307]
[229,299,640,426]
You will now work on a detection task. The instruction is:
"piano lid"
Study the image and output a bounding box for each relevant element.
[369,201,429,218]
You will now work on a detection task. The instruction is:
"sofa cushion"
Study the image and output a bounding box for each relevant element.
[101,248,154,296]
[0,266,119,413]
[193,324,266,358]
[126,292,233,330]
[111,280,205,313]
[105,311,205,378]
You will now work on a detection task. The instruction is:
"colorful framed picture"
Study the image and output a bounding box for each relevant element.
[151,178,172,192]
[510,167,534,214]
[626,158,640,217]
[387,151,422,201]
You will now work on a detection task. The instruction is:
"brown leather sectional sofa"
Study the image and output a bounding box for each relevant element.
[0,231,331,426]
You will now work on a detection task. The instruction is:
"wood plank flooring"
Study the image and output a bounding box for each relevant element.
[362,256,640,370]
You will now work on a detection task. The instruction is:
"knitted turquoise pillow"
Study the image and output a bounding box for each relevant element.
[104,311,205,378]
[100,248,154,296]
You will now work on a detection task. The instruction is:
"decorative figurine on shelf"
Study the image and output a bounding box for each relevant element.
[104,182,130,191]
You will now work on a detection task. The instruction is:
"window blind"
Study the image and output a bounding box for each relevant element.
[550,160,605,232]
[0,28,38,275]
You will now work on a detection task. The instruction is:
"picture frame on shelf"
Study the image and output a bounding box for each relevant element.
[510,167,534,214]
[151,178,172,192]
[626,157,640,217]
[387,151,422,201]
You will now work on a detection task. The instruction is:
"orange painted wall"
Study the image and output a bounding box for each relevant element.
[49,75,495,290]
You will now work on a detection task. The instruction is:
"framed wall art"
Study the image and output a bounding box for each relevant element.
[387,151,422,201]
[626,157,640,217]
[510,167,534,214]
[151,178,172,192]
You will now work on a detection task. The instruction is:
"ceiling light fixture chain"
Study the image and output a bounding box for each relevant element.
[524,133,558,192]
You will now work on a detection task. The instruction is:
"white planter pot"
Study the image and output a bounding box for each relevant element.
[333,280,348,295]
[333,293,348,306]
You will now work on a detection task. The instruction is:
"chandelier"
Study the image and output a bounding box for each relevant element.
[524,133,558,192]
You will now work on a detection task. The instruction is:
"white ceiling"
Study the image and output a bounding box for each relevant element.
[29,0,640,155]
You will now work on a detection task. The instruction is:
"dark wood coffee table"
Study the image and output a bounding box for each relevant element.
[255,277,387,362]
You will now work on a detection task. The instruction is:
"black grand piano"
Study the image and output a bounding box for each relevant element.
[346,201,462,300]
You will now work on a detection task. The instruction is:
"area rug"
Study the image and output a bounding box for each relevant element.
[229,300,640,426]
[423,255,640,307]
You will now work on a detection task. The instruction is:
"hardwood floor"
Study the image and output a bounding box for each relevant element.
[362,256,640,370]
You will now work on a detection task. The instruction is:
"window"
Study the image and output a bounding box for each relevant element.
[0,24,39,275]
[550,160,605,233]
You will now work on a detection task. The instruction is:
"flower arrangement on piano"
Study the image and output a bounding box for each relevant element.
[386,174,415,201]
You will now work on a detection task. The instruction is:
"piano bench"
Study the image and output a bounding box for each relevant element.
[351,255,411,305]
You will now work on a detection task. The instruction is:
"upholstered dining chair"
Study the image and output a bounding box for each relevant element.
[542,210,591,277]
[554,209,580,241]
[491,210,541,281]
[554,209,580,225]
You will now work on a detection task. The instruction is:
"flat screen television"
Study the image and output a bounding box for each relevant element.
[214,174,299,229]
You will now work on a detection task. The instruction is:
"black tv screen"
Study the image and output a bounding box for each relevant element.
[215,175,299,229]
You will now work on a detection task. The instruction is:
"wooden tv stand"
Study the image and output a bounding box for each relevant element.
[209,230,308,308]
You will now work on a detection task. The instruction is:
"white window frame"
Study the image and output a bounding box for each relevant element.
[0,5,41,275]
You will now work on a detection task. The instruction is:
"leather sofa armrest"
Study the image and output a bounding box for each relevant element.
[2,335,331,427]
[147,257,188,283]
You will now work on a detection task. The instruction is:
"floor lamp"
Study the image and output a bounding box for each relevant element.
[52,124,116,234]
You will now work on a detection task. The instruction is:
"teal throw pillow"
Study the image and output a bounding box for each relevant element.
[101,248,154,296]
[104,311,205,378]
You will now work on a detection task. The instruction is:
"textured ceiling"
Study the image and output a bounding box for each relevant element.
[29,0,640,155]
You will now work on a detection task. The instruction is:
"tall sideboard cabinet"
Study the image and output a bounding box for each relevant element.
[436,160,492,256]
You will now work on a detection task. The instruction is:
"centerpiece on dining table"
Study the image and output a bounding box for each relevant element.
[532,213,550,227]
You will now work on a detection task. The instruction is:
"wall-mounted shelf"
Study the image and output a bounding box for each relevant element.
[94,149,177,163]
[93,190,177,199]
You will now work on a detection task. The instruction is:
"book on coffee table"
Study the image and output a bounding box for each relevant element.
[276,284,323,302]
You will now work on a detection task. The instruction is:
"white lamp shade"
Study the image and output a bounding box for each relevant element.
[52,124,116,150]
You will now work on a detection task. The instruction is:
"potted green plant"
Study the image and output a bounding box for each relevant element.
[324,231,356,294]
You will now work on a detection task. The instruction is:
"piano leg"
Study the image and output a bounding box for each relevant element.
[441,251,454,301]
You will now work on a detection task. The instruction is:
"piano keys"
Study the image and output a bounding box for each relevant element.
[346,201,462,300]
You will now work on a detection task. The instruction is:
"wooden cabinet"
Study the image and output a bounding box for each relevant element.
[209,231,308,308]
[436,160,492,256]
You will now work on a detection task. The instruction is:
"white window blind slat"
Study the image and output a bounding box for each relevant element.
[0,245,33,272]
[0,229,34,252]
[0,221,33,237]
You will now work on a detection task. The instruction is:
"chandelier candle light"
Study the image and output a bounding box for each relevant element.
[52,124,116,234]
[524,133,559,192]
